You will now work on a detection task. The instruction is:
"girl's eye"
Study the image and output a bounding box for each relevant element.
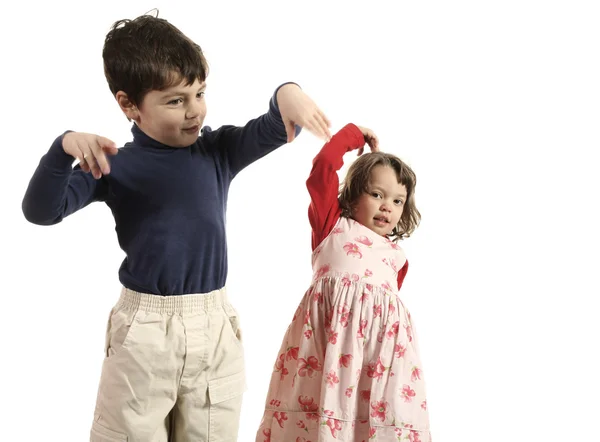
[395,199,404,205]
[371,192,382,199]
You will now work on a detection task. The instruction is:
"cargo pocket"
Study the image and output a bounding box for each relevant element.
[90,420,127,441]
[208,371,246,441]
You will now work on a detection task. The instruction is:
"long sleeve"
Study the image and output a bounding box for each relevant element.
[306,123,365,250]
[22,133,108,225]
[204,82,301,179]
[397,260,409,290]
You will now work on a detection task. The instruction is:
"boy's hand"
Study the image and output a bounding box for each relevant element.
[356,126,379,155]
[63,132,118,179]
[277,84,332,143]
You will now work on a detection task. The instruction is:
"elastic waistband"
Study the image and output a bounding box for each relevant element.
[117,287,228,314]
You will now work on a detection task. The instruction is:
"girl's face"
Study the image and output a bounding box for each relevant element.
[352,165,407,236]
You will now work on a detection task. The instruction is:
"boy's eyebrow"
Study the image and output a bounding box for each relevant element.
[162,83,207,97]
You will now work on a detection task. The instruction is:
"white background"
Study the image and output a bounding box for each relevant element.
[1,0,599,441]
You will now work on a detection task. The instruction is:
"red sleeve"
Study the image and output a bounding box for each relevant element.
[397,260,409,290]
[306,123,365,250]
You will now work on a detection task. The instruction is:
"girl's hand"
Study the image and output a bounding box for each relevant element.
[62,132,118,179]
[356,126,379,155]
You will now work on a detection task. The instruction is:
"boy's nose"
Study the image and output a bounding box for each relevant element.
[186,109,199,119]
[186,103,204,120]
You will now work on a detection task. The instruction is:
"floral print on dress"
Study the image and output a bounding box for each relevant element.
[256,217,431,441]
[343,242,363,259]
[355,235,373,247]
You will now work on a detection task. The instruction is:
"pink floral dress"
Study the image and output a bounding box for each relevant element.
[255,123,431,442]
[255,216,431,441]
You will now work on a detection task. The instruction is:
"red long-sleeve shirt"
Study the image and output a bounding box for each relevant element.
[306,123,409,290]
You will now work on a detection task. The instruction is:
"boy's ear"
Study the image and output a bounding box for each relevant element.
[116,91,139,122]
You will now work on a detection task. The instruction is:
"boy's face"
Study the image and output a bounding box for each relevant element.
[134,78,207,147]
[352,165,407,236]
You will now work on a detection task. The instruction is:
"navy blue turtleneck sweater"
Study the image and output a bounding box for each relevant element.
[22,87,297,295]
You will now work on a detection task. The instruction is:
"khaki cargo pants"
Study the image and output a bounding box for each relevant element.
[90,287,246,442]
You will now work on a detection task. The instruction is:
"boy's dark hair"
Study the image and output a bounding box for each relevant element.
[339,152,421,241]
[103,14,209,106]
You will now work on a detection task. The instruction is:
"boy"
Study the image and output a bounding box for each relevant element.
[22,14,331,442]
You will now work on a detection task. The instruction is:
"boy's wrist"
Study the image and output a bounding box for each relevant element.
[45,131,78,169]
[274,82,301,108]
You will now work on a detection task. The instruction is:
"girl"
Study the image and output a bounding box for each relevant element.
[256,123,431,441]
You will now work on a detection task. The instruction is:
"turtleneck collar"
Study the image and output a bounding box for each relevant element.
[131,124,196,149]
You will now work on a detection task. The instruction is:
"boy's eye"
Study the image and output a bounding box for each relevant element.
[197,91,205,98]
[168,98,183,105]
[371,192,382,199]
